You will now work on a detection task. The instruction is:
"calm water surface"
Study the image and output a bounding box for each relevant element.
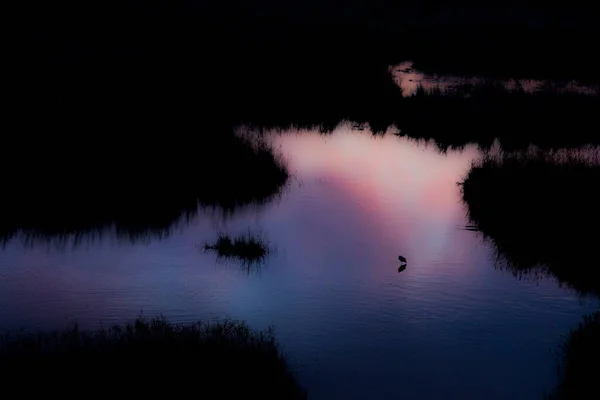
[0,126,597,399]
[392,61,599,96]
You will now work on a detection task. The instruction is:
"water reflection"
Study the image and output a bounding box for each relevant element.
[392,61,599,97]
[202,231,272,273]
[0,126,596,399]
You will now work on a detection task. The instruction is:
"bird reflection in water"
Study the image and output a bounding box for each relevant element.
[398,255,407,273]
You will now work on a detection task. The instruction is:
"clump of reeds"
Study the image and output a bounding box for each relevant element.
[204,231,271,265]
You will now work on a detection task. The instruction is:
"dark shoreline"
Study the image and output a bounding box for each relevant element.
[0,316,306,398]
[461,150,600,295]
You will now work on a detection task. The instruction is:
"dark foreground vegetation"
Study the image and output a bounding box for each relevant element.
[0,316,305,398]
[204,232,270,265]
[461,150,600,294]
[551,312,600,400]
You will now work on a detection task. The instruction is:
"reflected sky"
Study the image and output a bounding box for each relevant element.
[0,126,597,399]
[392,61,599,97]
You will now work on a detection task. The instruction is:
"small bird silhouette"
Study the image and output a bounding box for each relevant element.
[398,255,407,263]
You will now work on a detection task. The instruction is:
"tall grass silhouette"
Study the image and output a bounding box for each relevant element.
[461,148,600,294]
[0,316,306,398]
[204,231,271,266]
[0,133,289,243]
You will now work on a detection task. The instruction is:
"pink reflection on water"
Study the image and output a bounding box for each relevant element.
[277,126,478,219]
[270,125,482,287]
[391,61,599,97]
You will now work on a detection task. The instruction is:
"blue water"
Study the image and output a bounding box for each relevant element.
[0,125,596,399]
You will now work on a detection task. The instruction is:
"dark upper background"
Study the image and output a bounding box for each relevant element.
[6,0,600,146]
[7,0,599,145]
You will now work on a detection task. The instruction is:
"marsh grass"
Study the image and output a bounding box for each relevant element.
[204,231,271,266]
[0,316,306,398]
[394,82,600,151]
[236,79,600,152]
[461,148,600,294]
[0,134,289,244]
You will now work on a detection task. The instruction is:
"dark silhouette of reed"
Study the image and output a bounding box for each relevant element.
[461,149,600,295]
[204,232,271,265]
[240,79,600,151]
[394,82,600,151]
[0,133,289,242]
[0,316,306,399]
